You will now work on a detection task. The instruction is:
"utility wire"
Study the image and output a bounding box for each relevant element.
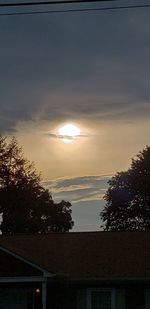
[0,3,150,16]
[0,0,123,8]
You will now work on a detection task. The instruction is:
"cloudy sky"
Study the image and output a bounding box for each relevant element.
[1,0,150,230]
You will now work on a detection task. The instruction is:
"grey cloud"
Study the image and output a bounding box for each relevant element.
[41,92,150,125]
[45,132,87,140]
[43,175,110,204]
[43,175,109,231]
[46,133,75,140]
[1,8,150,132]
[43,175,110,188]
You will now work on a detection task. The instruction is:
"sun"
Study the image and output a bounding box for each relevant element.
[59,124,80,137]
[59,124,80,143]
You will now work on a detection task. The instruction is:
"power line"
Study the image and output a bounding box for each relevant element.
[0,3,150,16]
[0,0,123,8]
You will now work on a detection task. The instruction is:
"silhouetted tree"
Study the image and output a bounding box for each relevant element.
[100,146,150,231]
[0,136,73,234]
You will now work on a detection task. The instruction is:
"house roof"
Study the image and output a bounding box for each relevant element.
[0,231,149,279]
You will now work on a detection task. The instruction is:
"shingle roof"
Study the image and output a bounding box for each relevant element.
[0,231,150,279]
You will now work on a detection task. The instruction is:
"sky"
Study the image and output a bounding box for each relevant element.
[1,0,150,231]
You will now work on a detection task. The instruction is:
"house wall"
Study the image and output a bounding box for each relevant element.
[76,286,125,309]
[51,283,149,309]
[0,288,27,309]
[0,281,149,309]
[0,283,43,309]
[0,287,34,309]
[47,283,125,309]
[145,288,150,309]
[60,285,77,309]
[47,283,77,309]
[125,286,145,309]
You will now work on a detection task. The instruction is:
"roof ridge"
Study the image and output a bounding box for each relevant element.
[0,230,150,238]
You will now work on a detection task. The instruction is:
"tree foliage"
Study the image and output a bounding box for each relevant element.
[100,146,150,231]
[0,136,74,234]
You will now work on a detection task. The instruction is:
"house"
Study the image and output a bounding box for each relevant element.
[0,231,150,309]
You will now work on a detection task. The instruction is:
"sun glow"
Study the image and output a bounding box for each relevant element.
[59,124,80,143]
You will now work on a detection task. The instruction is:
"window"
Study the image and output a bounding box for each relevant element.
[87,289,115,309]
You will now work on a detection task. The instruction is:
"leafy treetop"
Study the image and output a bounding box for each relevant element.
[0,136,74,234]
[100,146,150,231]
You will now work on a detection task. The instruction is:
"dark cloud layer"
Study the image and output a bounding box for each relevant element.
[1,6,150,132]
